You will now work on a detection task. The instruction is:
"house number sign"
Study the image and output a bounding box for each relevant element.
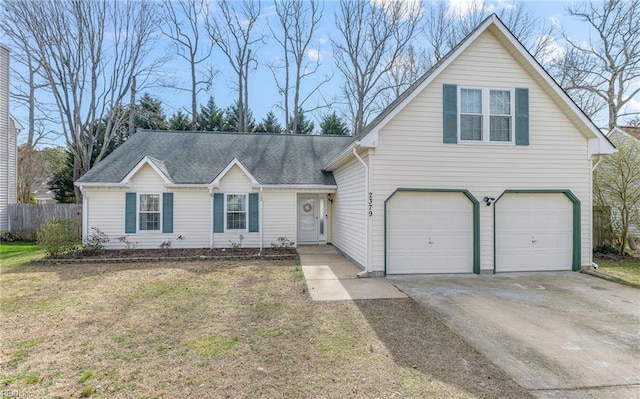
[368,192,373,217]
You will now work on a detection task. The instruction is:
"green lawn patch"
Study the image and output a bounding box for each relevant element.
[0,241,44,269]
[594,257,640,288]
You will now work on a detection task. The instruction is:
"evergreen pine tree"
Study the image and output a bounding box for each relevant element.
[197,96,226,131]
[320,111,350,135]
[287,107,314,134]
[256,111,283,133]
[169,110,191,130]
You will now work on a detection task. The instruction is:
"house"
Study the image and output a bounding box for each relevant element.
[31,177,57,204]
[76,15,615,275]
[0,44,19,233]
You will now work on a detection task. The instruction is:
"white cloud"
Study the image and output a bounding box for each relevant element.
[535,34,565,64]
[447,0,491,18]
[497,0,516,11]
[306,48,322,63]
[549,15,561,29]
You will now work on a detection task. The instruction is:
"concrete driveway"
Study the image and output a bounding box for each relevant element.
[388,272,640,399]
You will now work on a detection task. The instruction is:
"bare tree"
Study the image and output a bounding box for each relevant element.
[161,0,216,131]
[594,134,640,255]
[375,45,431,111]
[332,0,422,136]
[270,0,328,134]
[3,0,162,202]
[443,0,557,64]
[559,0,640,129]
[2,4,64,203]
[206,0,263,133]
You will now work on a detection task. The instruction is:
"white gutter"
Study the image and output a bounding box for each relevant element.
[352,143,369,277]
[259,187,264,254]
[209,188,214,249]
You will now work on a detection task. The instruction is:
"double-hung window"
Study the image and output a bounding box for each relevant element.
[459,87,513,143]
[226,194,247,230]
[139,194,160,231]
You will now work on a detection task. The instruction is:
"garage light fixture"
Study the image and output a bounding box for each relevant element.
[483,197,495,206]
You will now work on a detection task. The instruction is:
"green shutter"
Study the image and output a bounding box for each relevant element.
[162,192,173,233]
[213,193,224,233]
[515,88,529,146]
[125,192,136,233]
[443,84,458,143]
[248,193,259,232]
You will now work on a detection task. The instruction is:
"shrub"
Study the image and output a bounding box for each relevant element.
[37,219,81,258]
[0,232,21,242]
[271,236,295,250]
[83,227,109,254]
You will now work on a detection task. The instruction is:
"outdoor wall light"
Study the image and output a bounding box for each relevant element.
[327,194,334,203]
[483,197,495,206]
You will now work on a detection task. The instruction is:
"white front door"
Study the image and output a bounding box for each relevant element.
[298,195,318,243]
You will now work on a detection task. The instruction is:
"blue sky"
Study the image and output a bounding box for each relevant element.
[156,0,636,129]
[7,0,639,144]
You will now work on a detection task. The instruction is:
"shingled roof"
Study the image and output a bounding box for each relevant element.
[77,130,352,186]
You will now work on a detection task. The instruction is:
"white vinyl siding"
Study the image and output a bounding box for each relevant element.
[331,154,367,267]
[367,29,592,273]
[262,191,297,246]
[0,45,15,232]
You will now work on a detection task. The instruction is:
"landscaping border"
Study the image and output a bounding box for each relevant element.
[32,253,299,264]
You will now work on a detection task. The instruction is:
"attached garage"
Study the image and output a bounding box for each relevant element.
[495,191,579,272]
[385,189,479,274]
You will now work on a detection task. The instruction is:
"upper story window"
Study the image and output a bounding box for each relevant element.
[459,87,513,143]
[226,194,247,230]
[139,194,160,231]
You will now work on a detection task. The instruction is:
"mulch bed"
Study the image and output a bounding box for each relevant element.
[34,247,298,264]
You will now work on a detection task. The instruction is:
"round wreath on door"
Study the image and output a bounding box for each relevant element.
[303,202,312,212]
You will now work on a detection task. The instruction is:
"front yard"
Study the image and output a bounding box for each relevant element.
[593,255,640,288]
[0,243,531,398]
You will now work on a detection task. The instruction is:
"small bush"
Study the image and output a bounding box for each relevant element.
[37,219,80,258]
[117,235,138,250]
[83,227,109,254]
[271,236,295,250]
[0,232,21,242]
[594,244,618,255]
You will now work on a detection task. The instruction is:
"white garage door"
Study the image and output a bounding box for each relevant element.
[387,192,474,274]
[496,193,572,272]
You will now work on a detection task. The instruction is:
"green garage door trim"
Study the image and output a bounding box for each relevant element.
[492,189,581,273]
[384,188,480,276]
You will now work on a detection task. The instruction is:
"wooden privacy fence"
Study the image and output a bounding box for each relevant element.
[8,204,82,241]
[593,206,613,249]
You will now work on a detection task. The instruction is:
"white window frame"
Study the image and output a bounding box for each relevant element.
[458,87,515,144]
[138,193,162,232]
[225,193,248,232]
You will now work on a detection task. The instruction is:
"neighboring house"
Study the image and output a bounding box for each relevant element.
[76,15,615,275]
[31,177,57,204]
[604,126,640,238]
[0,44,20,233]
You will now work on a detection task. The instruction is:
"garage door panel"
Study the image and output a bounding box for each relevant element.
[496,193,572,272]
[387,192,474,274]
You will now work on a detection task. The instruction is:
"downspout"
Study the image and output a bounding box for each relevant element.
[259,187,264,255]
[80,186,88,245]
[352,143,369,277]
[209,188,214,249]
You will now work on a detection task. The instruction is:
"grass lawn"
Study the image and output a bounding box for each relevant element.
[0,241,44,268]
[1,247,531,398]
[594,256,640,288]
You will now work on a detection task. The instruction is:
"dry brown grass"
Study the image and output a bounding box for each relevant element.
[1,259,531,398]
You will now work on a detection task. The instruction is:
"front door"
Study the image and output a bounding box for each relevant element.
[298,195,318,243]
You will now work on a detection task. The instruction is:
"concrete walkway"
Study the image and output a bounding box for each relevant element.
[298,245,406,301]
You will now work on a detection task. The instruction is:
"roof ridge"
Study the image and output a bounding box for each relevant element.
[136,129,352,138]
